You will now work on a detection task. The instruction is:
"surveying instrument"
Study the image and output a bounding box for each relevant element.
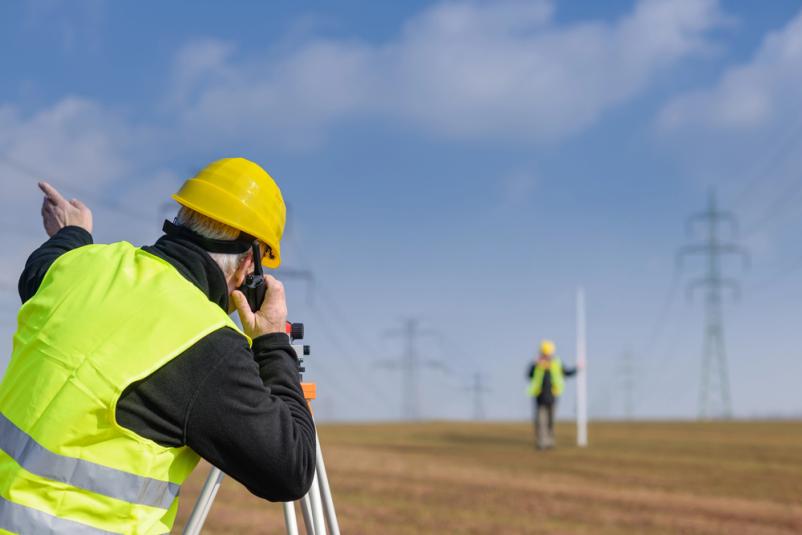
[182,322,341,535]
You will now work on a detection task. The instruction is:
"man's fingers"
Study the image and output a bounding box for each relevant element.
[231,289,246,310]
[263,275,285,297]
[70,198,88,211]
[38,181,67,205]
[231,290,254,322]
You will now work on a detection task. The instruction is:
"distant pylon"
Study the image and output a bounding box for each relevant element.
[464,372,491,420]
[378,318,445,421]
[678,190,748,419]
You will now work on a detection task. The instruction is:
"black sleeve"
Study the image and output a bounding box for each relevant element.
[562,364,578,377]
[18,226,93,303]
[527,363,535,379]
[116,328,316,502]
[184,330,316,501]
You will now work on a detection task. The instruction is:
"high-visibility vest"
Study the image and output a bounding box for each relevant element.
[0,242,250,534]
[527,358,565,397]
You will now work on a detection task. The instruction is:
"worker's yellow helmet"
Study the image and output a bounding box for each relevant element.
[539,340,556,356]
[172,158,286,268]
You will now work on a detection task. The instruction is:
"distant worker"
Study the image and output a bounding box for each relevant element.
[0,158,316,533]
[526,340,578,450]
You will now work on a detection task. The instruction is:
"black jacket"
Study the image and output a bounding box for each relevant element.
[527,360,577,406]
[17,226,316,502]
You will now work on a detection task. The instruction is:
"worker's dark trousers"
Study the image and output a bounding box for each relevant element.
[534,401,556,449]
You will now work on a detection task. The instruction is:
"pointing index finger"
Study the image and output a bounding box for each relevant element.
[38,181,67,205]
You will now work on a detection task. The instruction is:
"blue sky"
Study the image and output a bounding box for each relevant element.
[2,0,802,421]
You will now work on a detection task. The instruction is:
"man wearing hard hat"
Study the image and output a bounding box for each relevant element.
[0,158,315,533]
[526,340,578,450]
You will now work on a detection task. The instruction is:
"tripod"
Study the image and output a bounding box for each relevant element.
[183,323,341,535]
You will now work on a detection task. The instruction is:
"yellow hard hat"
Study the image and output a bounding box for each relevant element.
[539,340,556,356]
[172,158,286,268]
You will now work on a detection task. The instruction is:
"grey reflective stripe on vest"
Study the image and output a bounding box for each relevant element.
[0,412,179,509]
[0,496,119,535]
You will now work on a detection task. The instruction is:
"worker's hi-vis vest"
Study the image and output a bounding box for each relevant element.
[0,242,250,534]
[527,358,565,397]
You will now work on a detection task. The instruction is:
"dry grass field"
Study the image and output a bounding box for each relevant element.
[174,421,802,534]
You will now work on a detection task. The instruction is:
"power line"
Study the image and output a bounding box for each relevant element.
[678,190,748,419]
[0,156,157,225]
[748,252,802,293]
[641,265,682,362]
[463,372,491,420]
[293,290,398,417]
[378,318,445,421]
[730,107,802,208]
[741,175,802,238]
[254,192,411,419]
[630,261,684,414]
[633,316,685,410]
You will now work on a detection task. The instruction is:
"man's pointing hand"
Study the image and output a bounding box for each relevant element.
[38,181,93,237]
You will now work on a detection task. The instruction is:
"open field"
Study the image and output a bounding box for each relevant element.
[174,421,802,534]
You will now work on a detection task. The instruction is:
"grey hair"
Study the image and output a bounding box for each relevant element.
[175,206,249,278]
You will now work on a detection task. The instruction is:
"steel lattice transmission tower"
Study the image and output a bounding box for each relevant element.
[379,319,445,421]
[678,191,748,419]
[464,372,491,420]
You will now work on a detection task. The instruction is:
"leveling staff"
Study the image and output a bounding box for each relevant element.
[0,158,316,534]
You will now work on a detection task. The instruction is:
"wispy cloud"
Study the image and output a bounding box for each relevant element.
[655,8,802,223]
[23,0,106,54]
[658,8,802,132]
[170,0,726,148]
[0,98,132,198]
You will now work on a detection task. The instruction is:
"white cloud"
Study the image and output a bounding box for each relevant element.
[0,97,133,197]
[658,8,802,132]
[0,97,129,357]
[0,97,177,297]
[654,7,802,225]
[171,0,725,147]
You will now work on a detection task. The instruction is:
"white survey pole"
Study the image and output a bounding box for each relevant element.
[576,287,588,447]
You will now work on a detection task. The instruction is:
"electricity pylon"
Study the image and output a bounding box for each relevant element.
[464,372,491,420]
[378,318,445,421]
[678,190,748,419]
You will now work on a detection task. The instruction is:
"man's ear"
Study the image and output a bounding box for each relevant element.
[231,250,255,287]
[240,250,256,275]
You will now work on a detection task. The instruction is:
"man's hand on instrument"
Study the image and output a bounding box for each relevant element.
[38,182,93,237]
[232,275,288,339]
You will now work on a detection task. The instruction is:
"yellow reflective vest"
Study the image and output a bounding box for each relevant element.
[0,242,250,534]
[527,358,565,397]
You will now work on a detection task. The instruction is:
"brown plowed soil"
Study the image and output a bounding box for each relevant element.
[174,421,802,534]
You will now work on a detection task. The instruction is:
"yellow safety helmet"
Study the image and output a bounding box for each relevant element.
[539,339,556,356]
[172,157,286,268]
